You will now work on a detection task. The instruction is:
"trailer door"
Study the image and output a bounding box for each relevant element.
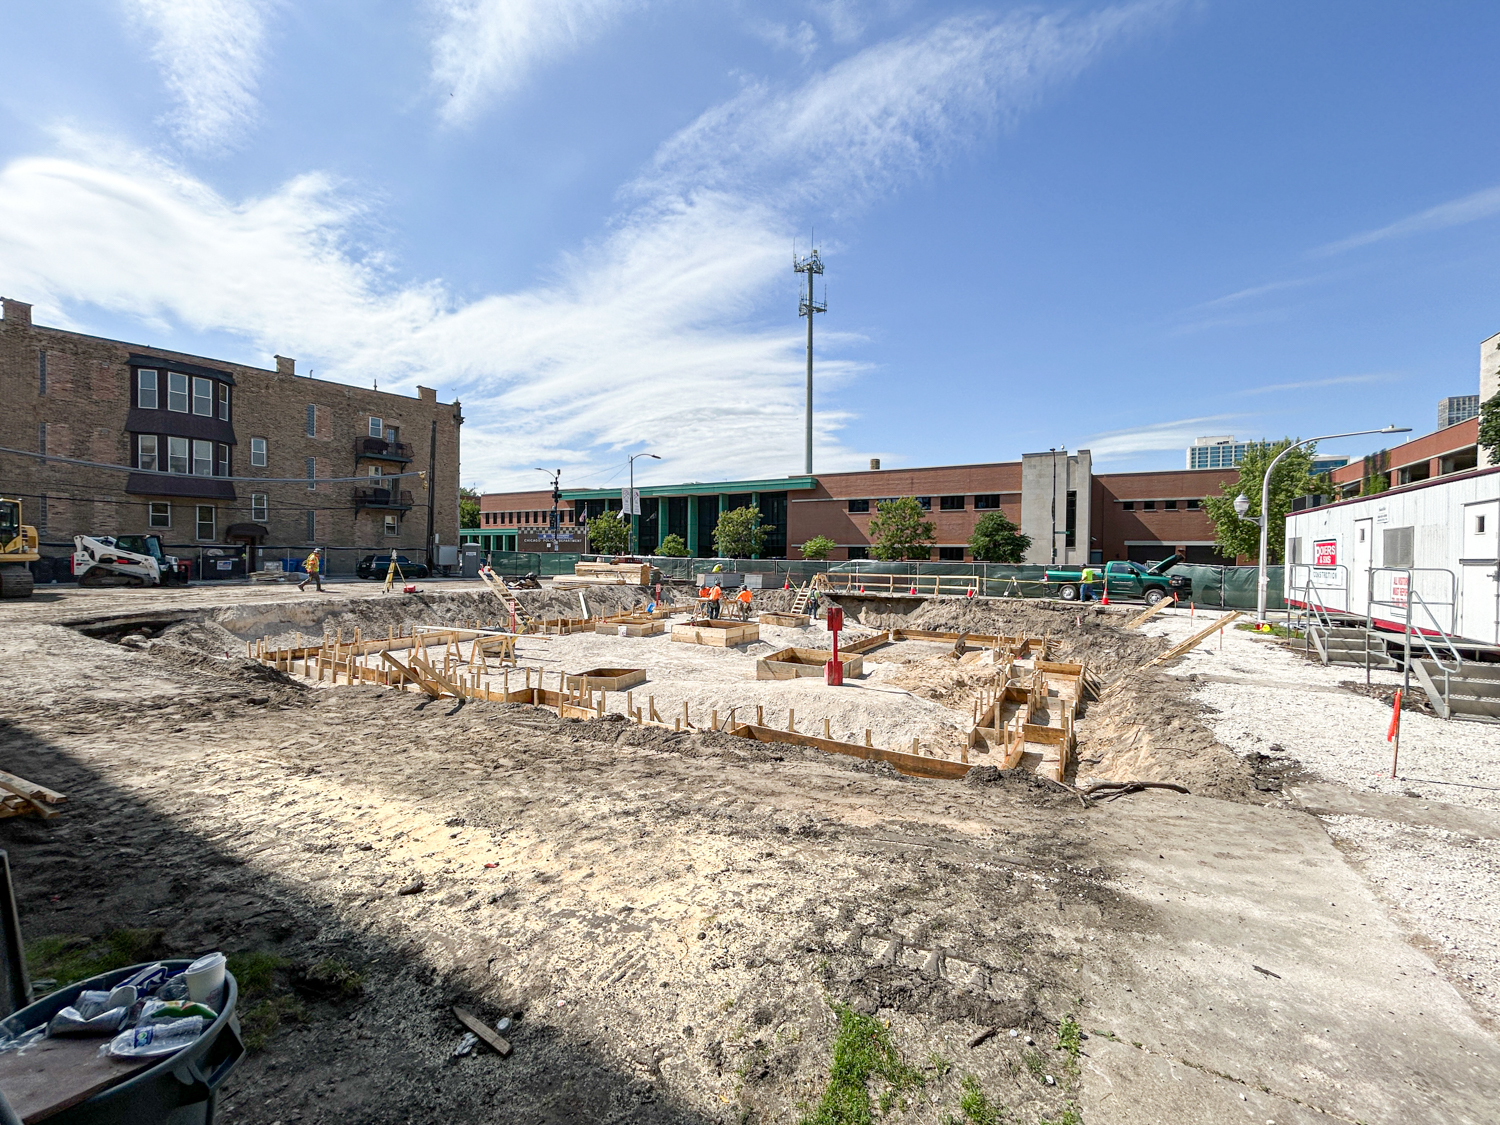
[1351,518,1373,617]
[1459,500,1499,644]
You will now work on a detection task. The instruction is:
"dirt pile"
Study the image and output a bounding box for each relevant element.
[1073,670,1258,800]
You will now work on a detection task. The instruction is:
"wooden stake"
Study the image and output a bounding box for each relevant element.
[788,708,795,732]
[865,729,872,746]
[711,709,718,731]
[756,705,764,726]
[823,717,831,739]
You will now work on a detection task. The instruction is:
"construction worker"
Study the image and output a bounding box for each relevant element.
[707,582,723,619]
[298,547,323,593]
[735,586,753,619]
[1078,564,1095,602]
[698,584,711,617]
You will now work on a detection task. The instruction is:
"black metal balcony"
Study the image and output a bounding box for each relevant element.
[353,487,413,511]
[355,437,414,462]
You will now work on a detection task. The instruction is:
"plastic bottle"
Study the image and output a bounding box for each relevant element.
[107,1017,205,1059]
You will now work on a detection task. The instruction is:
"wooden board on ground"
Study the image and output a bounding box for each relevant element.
[0,770,66,820]
[1141,611,1244,669]
[729,723,971,780]
[0,1035,155,1122]
[564,667,646,691]
[574,561,652,585]
[670,620,759,647]
[757,612,812,627]
[755,647,864,681]
[1123,595,1176,630]
[453,1006,512,1057]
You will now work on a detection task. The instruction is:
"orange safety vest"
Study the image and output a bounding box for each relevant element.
[708,586,722,600]
[698,586,710,599]
[737,589,752,603]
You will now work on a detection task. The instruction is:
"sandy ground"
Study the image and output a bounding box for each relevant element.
[0,585,1497,1123]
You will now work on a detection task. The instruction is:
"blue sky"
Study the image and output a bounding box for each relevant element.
[1,1,1497,493]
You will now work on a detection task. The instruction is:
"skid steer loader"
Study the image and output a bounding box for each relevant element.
[73,534,189,587]
[0,497,40,599]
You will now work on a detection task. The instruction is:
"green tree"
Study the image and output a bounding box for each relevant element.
[712,506,768,559]
[1479,391,1500,464]
[866,497,936,561]
[459,486,480,529]
[967,511,1032,563]
[586,511,628,555]
[798,534,837,560]
[1202,440,1322,563]
[654,533,688,557]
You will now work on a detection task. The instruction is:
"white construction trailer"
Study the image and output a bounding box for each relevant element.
[1283,467,1499,646]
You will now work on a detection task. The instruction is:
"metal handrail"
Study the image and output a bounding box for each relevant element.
[1366,566,1463,703]
[1288,563,1348,661]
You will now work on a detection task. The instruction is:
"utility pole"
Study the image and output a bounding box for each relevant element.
[535,468,562,552]
[628,452,661,555]
[793,244,826,475]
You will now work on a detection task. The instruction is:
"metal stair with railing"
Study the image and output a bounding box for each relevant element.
[1306,623,1400,669]
[1411,659,1500,722]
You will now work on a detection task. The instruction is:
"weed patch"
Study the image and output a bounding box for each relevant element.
[801,1003,925,1125]
[957,1075,1004,1125]
[26,929,166,989]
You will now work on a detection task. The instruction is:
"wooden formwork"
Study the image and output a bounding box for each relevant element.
[670,619,760,647]
[755,647,864,681]
[966,658,1085,783]
[757,612,812,627]
[595,617,665,637]
[564,667,647,691]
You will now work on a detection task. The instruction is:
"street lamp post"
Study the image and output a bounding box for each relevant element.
[1237,426,1410,624]
[628,453,661,556]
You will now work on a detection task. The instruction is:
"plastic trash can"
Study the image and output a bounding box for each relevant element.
[0,960,243,1125]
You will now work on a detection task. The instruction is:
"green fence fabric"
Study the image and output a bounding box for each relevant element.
[475,550,1285,608]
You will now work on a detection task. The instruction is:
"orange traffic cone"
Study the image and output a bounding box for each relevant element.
[1100,585,1109,606]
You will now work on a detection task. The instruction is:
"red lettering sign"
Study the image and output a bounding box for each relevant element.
[1314,540,1337,567]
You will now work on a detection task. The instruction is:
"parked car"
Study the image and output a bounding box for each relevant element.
[356,554,430,580]
[1044,554,1188,604]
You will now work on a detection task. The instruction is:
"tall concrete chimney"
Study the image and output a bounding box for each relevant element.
[869,458,880,471]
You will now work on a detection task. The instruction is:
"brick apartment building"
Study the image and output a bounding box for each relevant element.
[474,453,1241,564]
[0,298,463,574]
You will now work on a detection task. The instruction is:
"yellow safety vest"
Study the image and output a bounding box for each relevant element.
[305,553,321,573]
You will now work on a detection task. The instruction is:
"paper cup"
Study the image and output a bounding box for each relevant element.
[183,952,226,1004]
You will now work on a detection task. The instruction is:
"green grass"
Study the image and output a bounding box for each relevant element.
[1235,622,1295,638]
[957,1075,1005,1125]
[800,1003,925,1125]
[1039,1103,1083,1125]
[239,994,306,1052]
[1021,1050,1046,1082]
[1057,1015,1082,1058]
[26,929,166,989]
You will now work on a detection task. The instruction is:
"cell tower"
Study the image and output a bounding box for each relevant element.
[793,244,826,475]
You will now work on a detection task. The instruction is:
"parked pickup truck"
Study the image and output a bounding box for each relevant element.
[1044,555,1189,605]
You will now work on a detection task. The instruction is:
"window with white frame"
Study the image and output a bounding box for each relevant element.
[192,439,213,476]
[196,505,215,541]
[384,515,399,536]
[148,502,170,529]
[167,372,189,412]
[191,377,213,416]
[218,383,230,421]
[367,464,382,480]
[168,436,189,474]
[216,443,230,477]
[368,417,383,438]
[137,369,158,409]
[306,458,317,490]
[137,434,158,471]
[251,493,267,523]
[250,437,266,467]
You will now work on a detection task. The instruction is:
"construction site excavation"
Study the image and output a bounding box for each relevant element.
[1,569,1498,1125]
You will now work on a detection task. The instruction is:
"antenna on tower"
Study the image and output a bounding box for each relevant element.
[793,236,826,476]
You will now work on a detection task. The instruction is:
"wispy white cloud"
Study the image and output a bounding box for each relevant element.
[1317,184,1500,256]
[1085,414,1243,460]
[430,0,639,124]
[128,0,274,154]
[1237,372,1394,396]
[1190,274,1320,310]
[3,3,1178,489]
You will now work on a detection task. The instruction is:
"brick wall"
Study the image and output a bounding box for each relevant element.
[1093,469,1239,563]
[0,301,462,573]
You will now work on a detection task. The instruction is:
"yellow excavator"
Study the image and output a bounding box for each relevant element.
[0,497,39,599]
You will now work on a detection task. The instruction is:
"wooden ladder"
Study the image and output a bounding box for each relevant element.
[790,582,813,615]
[479,566,533,632]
